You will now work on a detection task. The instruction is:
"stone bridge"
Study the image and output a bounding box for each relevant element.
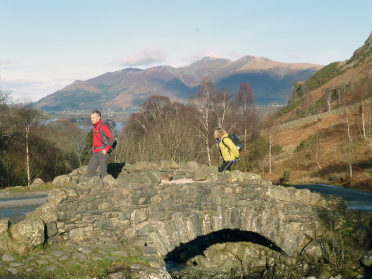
[18,161,372,277]
[33,162,370,257]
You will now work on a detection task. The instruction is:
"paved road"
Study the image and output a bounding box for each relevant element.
[0,194,48,222]
[292,184,372,212]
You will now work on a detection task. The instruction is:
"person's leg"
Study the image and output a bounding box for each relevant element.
[218,161,233,172]
[98,152,110,178]
[88,153,99,177]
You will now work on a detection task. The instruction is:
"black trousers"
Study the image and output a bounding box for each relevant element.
[218,161,234,172]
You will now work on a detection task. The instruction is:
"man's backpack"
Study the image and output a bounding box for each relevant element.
[99,119,118,150]
[222,134,243,153]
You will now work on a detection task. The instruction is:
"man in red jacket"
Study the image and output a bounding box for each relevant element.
[88,110,113,178]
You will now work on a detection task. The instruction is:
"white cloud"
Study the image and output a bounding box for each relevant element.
[184,50,221,63]
[0,59,19,65]
[119,47,166,67]
[0,59,23,71]
[0,77,75,102]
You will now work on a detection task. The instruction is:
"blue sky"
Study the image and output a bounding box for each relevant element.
[1,0,371,101]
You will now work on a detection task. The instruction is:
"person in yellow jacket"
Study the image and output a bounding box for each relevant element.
[214,128,240,172]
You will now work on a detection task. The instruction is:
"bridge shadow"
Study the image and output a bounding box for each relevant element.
[107,162,126,178]
[164,229,284,267]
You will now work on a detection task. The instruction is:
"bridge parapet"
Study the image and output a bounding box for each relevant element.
[32,162,368,259]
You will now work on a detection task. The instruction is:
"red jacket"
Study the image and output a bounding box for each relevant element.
[92,119,113,153]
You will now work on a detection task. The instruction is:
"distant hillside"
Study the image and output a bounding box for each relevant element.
[276,31,372,122]
[36,56,323,111]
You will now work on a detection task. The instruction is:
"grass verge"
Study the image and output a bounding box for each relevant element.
[0,183,60,195]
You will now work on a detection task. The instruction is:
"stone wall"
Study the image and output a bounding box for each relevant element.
[11,160,372,278]
[39,162,370,256]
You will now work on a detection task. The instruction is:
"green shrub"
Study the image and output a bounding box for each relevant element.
[295,135,315,152]
[281,170,291,183]
[303,62,345,92]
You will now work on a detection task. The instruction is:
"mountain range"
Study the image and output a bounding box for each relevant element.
[36,56,323,111]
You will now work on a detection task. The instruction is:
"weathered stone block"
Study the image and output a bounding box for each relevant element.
[56,222,65,229]
[186,161,199,171]
[46,222,58,237]
[173,213,189,243]
[193,255,211,268]
[103,174,117,188]
[57,211,66,221]
[93,219,113,229]
[118,211,131,221]
[52,175,71,186]
[127,173,144,184]
[117,176,129,189]
[98,202,111,210]
[47,188,67,205]
[160,160,171,170]
[11,217,45,245]
[69,228,85,241]
[131,208,149,225]
[226,242,240,255]
[28,204,58,224]
[244,172,260,180]
[120,226,138,238]
[193,171,207,181]
[81,215,101,223]
[170,161,179,169]
[76,166,88,175]
[89,176,104,191]
[112,200,127,208]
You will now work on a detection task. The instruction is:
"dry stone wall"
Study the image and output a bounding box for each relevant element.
[3,160,372,278]
[43,161,371,259]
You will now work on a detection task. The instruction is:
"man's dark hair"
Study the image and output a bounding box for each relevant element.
[91,110,101,117]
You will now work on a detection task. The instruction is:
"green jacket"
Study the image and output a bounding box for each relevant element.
[217,133,240,161]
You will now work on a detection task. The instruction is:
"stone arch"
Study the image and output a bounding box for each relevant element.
[164,228,284,265]
[144,207,305,257]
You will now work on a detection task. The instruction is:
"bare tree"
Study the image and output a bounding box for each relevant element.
[190,77,216,166]
[324,88,332,112]
[235,82,258,150]
[262,112,277,173]
[354,85,367,140]
[14,100,43,186]
[343,109,353,177]
[212,88,234,130]
[0,89,16,148]
[46,120,86,167]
